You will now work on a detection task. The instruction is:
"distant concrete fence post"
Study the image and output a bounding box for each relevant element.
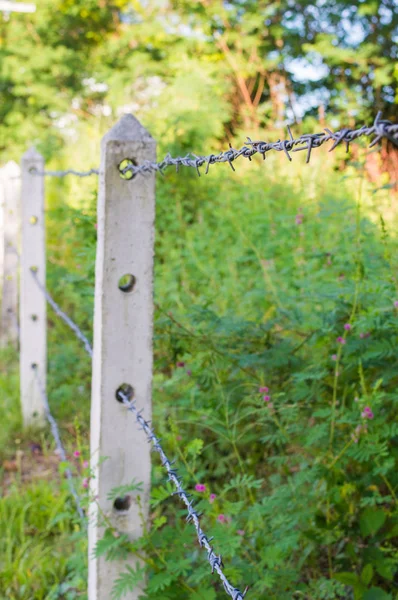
[89,114,156,599]
[20,148,46,425]
[0,160,21,348]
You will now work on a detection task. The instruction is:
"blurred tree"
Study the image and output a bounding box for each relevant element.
[0,0,396,161]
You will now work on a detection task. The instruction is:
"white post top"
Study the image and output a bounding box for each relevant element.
[22,146,43,163]
[1,160,21,178]
[101,113,155,145]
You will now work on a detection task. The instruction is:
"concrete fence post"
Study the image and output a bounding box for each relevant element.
[0,160,21,348]
[20,148,46,425]
[89,114,156,599]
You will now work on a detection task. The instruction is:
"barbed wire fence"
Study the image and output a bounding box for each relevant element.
[30,274,248,600]
[2,111,397,600]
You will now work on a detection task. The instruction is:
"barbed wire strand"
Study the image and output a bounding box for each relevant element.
[32,365,86,524]
[30,268,93,358]
[117,389,248,600]
[32,273,247,598]
[29,167,100,178]
[29,112,397,180]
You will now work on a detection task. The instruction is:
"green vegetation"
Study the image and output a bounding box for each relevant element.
[1,1,397,599]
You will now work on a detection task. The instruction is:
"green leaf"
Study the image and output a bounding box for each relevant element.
[107,479,143,501]
[360,508,386,537]
[361,564,373,586]
[111,564,146,600]
[333,572,367,598]
[333,572,360,587]
[363,587,391,600]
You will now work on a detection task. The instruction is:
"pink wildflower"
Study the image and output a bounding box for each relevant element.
[295,214,303,225]
[237,530,245,536]
[344,323,352,331]
[361,406,374,420]
[209,493,216,503]
[263,395,271,402]
[267,402,273,409]
[73,450,80,458]
[187,369,192,376]
[217,514,227,524]
[176,361,185,368]
[82,478,89,489]
[336,336,346,344]
[195,484,206,493]
[94,223,98,230]
[394,301,398,308]
[259,386,269,393]
[331,354,337,361]
[83,460,89,468]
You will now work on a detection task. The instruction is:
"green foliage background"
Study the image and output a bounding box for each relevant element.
[0,2,397,599]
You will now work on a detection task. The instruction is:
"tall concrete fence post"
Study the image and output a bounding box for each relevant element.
[20,148,46,425]
[89,114,156,599]
[0,160,21,348]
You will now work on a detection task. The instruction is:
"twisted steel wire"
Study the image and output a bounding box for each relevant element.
[117,390,248,600]
[32,365,86,524]
[120,112,398,178]
[30,268,93,358]
[29,166,100,178]
[32,273,247,598]
[29,112,397,180]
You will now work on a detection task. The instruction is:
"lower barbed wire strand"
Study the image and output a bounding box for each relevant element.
[28,113,398,180]
[32,366,86,524]
[117,390,248,600]
[30,269,93,358]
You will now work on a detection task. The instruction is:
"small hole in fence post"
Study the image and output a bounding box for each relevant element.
[118,274,136,293]
[31,314,38,322]
[31,363,38,369]
[29,216,38,225]
[113,495,132,512]
[116,383,134,403]
[118,158,137,181]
